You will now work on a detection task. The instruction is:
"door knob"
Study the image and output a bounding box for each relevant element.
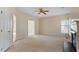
[8,31,10,32]
[1,29,2,32]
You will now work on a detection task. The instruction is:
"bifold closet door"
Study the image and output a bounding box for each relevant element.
[3,15,12,51]
[0,14,3,52]
[3,8,13,51]
[7,14,13,47]
[0,8,13,52]
[0,8,6,51]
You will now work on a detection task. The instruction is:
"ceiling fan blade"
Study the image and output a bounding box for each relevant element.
[44,10,48,12]
[43,12,46,15]
[34,8,48,15]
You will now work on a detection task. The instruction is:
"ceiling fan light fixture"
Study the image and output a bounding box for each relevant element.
[34,8,49,15]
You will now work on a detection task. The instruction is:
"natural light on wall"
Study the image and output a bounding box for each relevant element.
[13,15,16,42]
[28,20,35,36]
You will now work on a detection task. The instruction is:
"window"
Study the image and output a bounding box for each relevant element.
[61,20,69,33]
[61,20,77,34]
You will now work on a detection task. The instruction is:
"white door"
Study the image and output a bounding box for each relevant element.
[28,20,35,36]
[0,9,6,51]
[6,13,13,48]
[0,10,3,51]
[0,8,13,52]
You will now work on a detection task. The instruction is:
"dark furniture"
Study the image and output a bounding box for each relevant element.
[64,33,76,52]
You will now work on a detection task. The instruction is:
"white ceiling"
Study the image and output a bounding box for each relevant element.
[16,7,79,17]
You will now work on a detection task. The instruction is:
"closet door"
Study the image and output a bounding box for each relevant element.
[3,8,13,51]
[0,8,6,51]
[7,13,13,47]
[0,8,13,52]
[0,9,3,51]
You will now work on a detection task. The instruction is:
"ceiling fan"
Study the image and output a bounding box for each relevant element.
[35,8,49,15]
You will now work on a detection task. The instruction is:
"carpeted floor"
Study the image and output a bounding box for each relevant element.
[6,35,65,52]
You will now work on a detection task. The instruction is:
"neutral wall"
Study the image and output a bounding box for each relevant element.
[39,16,66,36]
[15,10,28,40]
[14,9,39,40]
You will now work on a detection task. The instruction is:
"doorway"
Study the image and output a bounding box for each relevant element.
[13,15,16,42]
[28,20,35,36]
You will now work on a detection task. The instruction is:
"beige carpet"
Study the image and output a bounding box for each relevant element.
[6,35,65,52]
